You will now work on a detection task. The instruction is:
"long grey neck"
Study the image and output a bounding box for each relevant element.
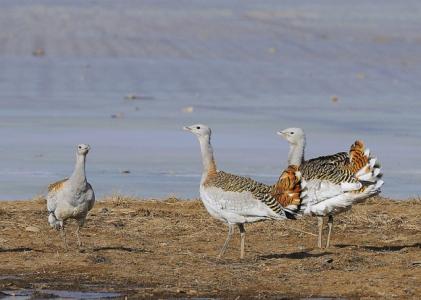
[70,154,87,187]
[288,138,305,166]
[198,135,217,183]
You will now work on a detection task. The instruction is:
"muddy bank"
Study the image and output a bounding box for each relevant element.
[0,196,420,298]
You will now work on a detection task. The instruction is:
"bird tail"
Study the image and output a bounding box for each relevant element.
[48,211,61,230]
[348,140,370,173]
[272,165,308,218]
[349,140,384,198]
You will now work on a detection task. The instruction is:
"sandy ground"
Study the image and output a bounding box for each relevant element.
[0,196,420,299]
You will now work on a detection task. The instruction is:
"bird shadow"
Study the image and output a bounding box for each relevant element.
[335,242,421,252]
[258,250,332,260]
[0,247,33,253]
[91,246,151,253]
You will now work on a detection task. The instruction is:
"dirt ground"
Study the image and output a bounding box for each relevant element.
[0,196,420,299]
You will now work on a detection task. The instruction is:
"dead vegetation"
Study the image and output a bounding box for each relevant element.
[0,196,420,298]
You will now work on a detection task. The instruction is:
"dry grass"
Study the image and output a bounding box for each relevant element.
[0,196,420,298]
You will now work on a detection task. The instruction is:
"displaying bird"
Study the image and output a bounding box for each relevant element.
[184,124,306,259]
[278,128,383,248]
[47,144,95,250]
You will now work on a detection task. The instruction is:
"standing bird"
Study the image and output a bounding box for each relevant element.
[47,144,95,250]
[278,128,383,248]
[184,124,306,259]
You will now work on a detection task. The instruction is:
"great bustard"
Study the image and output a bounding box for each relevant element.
[47,144,95,250]
[278,128,383,248]
[184,124,306,259]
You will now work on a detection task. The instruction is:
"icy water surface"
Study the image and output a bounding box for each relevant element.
[0,0,420,200]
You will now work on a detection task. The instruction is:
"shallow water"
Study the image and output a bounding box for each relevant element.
[0,290,345,300]
[0,0,420,200]
[1,290,121,299]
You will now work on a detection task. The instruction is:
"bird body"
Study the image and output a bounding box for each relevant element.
[278,128,383,248]
[297,141,382,216]
[47,144,95,250]
[200,172,287,224]
[185,124,305,258]
[48,180,95,227]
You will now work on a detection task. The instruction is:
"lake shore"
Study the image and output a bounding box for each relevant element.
[0,196,420,298]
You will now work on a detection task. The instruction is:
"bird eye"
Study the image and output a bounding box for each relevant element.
[290,132,294,134]
[196,126,201,129]
[78,146,82,149]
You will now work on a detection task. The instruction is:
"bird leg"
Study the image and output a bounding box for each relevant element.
[60,224,68,251]
[326,215,334,249]
[238,224,246,259]
[75,217,86,250]
[317,217,324,248]
[218,224,234,258]
[75,224,82,249]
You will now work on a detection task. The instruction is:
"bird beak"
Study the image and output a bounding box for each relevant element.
[276,131,286,137]
[183,126,191,131]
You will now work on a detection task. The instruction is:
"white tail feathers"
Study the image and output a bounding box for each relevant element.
[364,148,370,157]
[353,179,384,203]
[354,148,383,197]
[369,158,376,168]
[341,181,362,192]
[355,157,382,183]
[367,179,384,193]
[355,164,370,178]
[358,171,375,181]
[375,179,384,190]
[305,194,356,216]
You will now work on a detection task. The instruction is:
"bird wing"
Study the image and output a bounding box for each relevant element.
[305,152,349,166]
[203,171,287,218]
[48,178,69,192]
[301,155,357,184]
[85,182,96,211]
[46,178,68,212]
[301,141,374,184]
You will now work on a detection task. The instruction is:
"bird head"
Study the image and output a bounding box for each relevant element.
[77,144,91,155]
[183,124,211,139]
[277,128,305,145]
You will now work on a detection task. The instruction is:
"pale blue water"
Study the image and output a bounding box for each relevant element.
[0,0,420,200]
